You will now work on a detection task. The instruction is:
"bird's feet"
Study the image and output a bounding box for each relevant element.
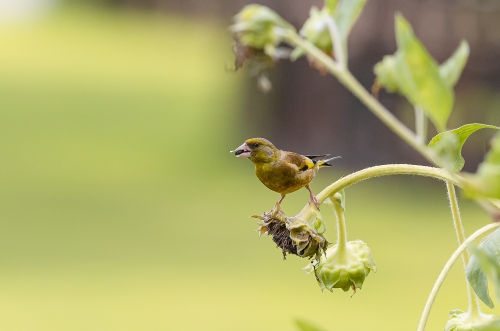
[309,195,320,210]
[278,194,286,205]
[306,185,321,210]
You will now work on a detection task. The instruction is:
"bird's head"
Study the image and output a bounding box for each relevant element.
[231,137,278,163]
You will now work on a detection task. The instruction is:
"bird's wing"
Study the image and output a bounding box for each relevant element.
[283,152,315,172]
[304,154,330,159]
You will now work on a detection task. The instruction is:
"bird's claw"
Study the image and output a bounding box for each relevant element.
[309,195,321,210]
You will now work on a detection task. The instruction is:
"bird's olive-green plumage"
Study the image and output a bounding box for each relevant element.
[233,137,337,208]
[243,138,332,194]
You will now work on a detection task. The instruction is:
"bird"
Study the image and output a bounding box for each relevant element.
[231,137,339,209]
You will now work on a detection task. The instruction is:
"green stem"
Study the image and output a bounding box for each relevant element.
[282,32,440,166]
[415,106,427,144]
[416,222,500,331]
[325,16,346,68]
[297,164,459,221]
[331,195,347,253]
[446,181,481,318]
[317,165,458,203]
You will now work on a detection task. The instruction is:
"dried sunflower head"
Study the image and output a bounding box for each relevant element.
[252,203,329,260]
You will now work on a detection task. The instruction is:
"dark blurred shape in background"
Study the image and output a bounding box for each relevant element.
[100,0,500,170]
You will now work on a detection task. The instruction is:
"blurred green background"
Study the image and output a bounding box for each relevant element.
[0,3,498,331]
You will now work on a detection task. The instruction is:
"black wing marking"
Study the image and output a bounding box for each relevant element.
[299,164,310,171]
[304,154,330,159]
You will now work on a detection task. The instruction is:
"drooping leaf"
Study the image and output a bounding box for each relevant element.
[439,40,470,88]
[295,319,327,331]
[374,14,454,132]
[429,123,499,172]
[467,132,500,199]
[466,252,494,309]
[470,247,500,301]
[466,227,500,308]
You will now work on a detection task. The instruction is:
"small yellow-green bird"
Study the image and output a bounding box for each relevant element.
[231,138,339,209]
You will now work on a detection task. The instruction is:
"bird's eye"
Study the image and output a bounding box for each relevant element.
[253,142,260,148]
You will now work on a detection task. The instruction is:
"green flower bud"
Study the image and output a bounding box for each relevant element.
[304,239,376,292]
[299,7,333,54]
[252,203,329,260]
[231,5,294,58]
[445,309,496,331]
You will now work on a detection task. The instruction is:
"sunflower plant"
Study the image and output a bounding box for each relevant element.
[230,1,500,330]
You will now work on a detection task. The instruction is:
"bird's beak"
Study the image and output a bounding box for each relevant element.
[230,143,251,158]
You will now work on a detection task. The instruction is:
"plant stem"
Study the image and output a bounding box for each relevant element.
[415,106,427,144]
[416,222,500,331]
[297,164,460,221]
[446,181,482,318]
[325,16,346,68]
[338,70,437,164]
[331,195,347,253]
[282,32,440,166]
[316,164,458,203]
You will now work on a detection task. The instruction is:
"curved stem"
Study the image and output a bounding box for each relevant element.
[415,106,427,144]
[416,222,500,331]
[317,165,458,203]
[331,195,347,253]
[447,181,469,263]
[297,164,460,221]
[446,181,481,317]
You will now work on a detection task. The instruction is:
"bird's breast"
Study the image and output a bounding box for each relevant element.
[254,162,316,194]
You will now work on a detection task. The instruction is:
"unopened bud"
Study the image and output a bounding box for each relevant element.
[300,7,333,54]
[304,239,376,292]
[445,309,496,331]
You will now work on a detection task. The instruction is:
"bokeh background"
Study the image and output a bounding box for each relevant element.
[1,0,499,330]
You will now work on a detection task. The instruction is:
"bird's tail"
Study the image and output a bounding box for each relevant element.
[317,156,341,168]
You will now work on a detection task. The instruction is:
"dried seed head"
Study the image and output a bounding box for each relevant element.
[252,203,329,260]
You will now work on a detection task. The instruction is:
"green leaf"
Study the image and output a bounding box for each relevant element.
[466,248,494,308]
[394,15,454,132]
[466,253,494,308]
[374,14,454,132]
[325,0,339,13]
[429,123,499,172]
[295,319,327,331]
[439,40,470,88]
[467,132,500,199]
[333,0,368,45]
[466,227,500,308]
